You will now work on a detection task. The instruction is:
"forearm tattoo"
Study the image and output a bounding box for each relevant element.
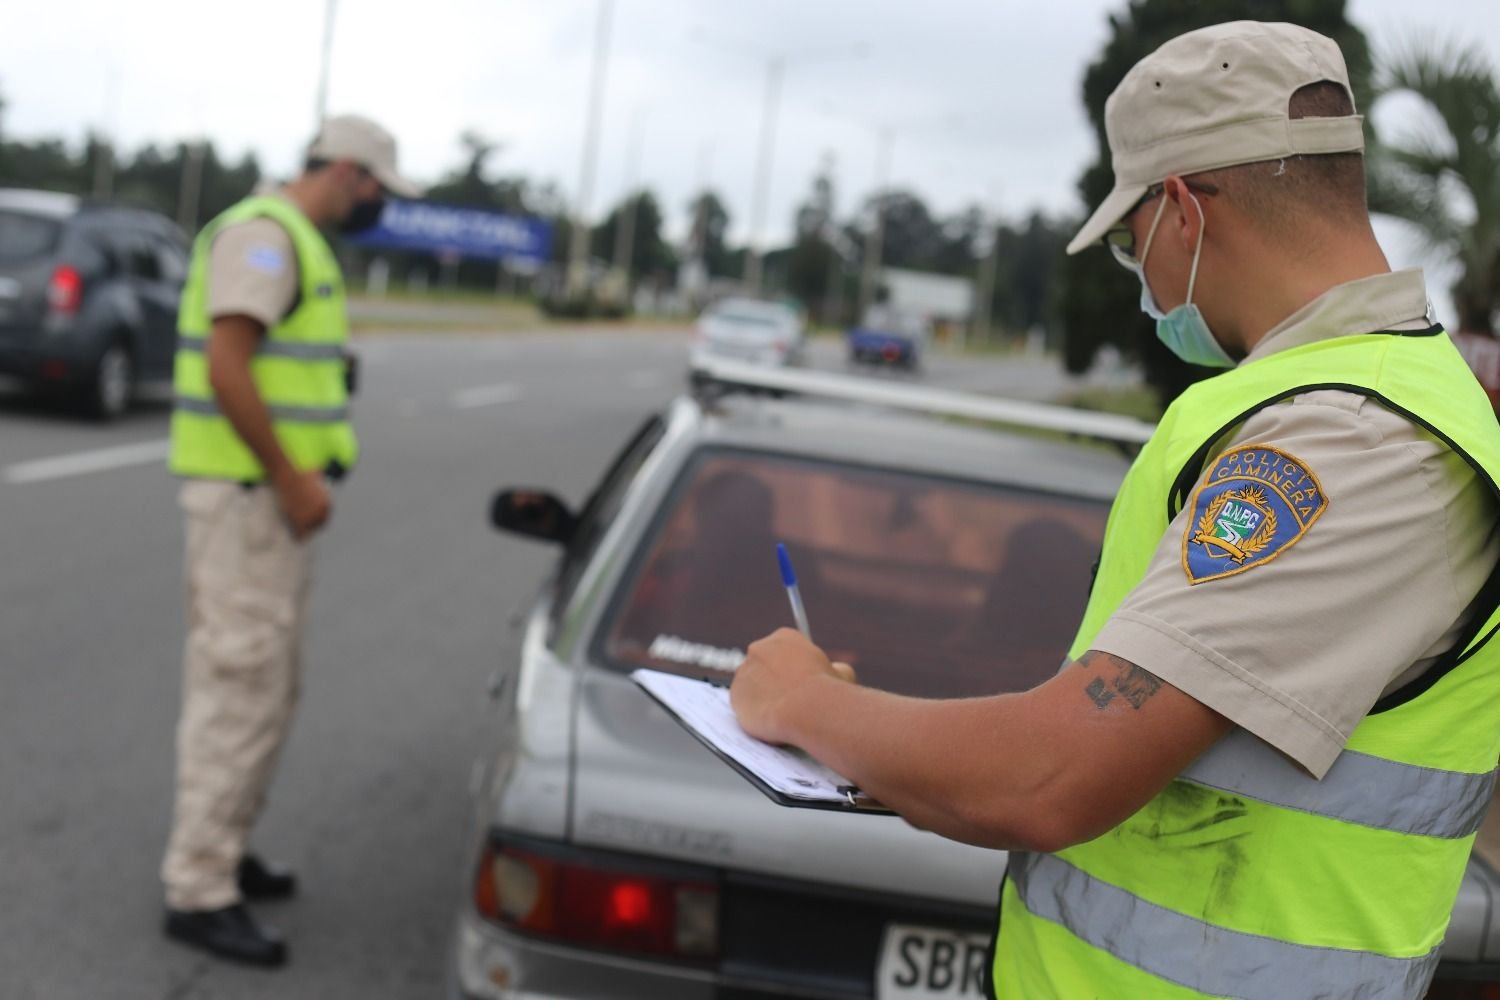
[1079,651,1164,710]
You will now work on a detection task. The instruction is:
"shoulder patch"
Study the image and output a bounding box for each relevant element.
[244,245,286,274]
[1181,444,1329,584]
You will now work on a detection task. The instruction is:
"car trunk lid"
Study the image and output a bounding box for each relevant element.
[0,209,65,338]
[568,668,1002,996]
[569,668,1005,907]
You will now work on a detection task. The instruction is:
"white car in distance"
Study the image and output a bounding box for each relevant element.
[691,297,806,370]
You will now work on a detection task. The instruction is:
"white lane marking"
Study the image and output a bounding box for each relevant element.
[451,382,525,410]
[624,369,665,390]
[4,437,171,485]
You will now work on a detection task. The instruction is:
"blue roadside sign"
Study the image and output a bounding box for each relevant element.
[351,199,552,267]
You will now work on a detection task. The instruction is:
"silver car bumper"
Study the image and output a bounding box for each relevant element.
[450,911,720,1000]
[691,343,795,370]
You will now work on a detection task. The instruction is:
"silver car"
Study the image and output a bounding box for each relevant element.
[449,366,1500,999]
[691,297,807,370]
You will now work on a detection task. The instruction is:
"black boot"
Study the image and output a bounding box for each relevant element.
[237,854,297,900]
[163,902,287,967]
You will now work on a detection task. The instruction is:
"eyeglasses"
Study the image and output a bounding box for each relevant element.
[1104,179,1219,270]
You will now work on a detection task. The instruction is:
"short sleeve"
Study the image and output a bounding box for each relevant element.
[1090,391,1488,778]
[206,218,298,329]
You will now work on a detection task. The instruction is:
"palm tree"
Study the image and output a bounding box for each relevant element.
[1370,40,1500,335]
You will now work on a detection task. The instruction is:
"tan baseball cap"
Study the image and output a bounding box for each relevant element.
[308,114,420,198]
[1066,20,1364,255]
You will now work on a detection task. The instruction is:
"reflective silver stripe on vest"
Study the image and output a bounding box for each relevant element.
[174,395,348,425]
[1010,852,1442,1000]
[176,335,346,362]
[1181,729,1496,839]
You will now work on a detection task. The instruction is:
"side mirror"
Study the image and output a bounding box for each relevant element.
[490,489,577,545]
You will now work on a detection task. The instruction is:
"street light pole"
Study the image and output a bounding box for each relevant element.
[315,0,338,132]
[567,0,614,298]
[742,56,784,293]
[690,33,865,296]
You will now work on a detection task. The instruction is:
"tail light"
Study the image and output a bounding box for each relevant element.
[473,837,718,961]
[47,265,84,315]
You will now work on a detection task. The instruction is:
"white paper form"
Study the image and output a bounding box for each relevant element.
[631,669,858,803]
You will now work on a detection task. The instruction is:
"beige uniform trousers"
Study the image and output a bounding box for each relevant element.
[161,479,312,911]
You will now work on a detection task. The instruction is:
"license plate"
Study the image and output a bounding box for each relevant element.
[875,924,991,999]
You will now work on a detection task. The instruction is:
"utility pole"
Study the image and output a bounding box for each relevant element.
[843,112,961,317]
[567,0,614,298]
[91,138,114,201]
[972,220,999,347]
[679,138,715,309]
[314,0,338,132]
[971,187,1003,348]
[92,62,120,200]
[857,128,893,319]
[176,140,207,232]
[819,152,843,327]
[613,107,647,297]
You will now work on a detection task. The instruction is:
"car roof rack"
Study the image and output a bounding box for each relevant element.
[689,358,1156,449]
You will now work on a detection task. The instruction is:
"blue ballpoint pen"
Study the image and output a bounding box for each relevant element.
[778,542,872,807]
[776,543,813,640]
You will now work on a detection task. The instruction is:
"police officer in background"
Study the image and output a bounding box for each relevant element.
[732,22,1500,999]
[160,114,417,966]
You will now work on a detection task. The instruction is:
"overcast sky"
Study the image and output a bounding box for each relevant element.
[2,0,1497,259]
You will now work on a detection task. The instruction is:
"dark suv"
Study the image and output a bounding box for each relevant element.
[0,188,189,419]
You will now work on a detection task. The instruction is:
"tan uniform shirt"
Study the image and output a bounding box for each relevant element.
[206,194,299,328]
[1092,269,1500,778]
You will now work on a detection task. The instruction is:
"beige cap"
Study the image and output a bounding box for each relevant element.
[307,114,420,198]
[1066,20,1364,255]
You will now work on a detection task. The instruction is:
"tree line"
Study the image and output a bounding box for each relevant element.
[3,0,1496,407]
[0,88,1067,339]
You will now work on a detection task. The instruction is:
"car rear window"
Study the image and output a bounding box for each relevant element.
[708,300,790,326]
[714,310,781,326]
[0,210,62,265]
[599,449,1108,699]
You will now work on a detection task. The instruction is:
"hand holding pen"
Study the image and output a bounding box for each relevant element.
[729,545,854,745]
[772,542,853,685]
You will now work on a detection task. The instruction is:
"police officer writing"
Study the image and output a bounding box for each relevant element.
[160,115,418,967]
[731,22,1500,1000]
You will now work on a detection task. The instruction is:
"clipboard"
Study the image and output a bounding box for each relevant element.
[632,668,893,815]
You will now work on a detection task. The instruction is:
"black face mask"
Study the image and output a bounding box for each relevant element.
[339,197,386,234]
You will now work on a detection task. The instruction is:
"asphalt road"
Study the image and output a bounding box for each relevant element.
[0,328,1130,999]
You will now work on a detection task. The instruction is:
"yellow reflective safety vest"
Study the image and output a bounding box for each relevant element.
[169,195,357,481]
[993,328,1500,999]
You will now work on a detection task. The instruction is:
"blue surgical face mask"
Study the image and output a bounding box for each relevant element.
[1131,193,1235,369]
